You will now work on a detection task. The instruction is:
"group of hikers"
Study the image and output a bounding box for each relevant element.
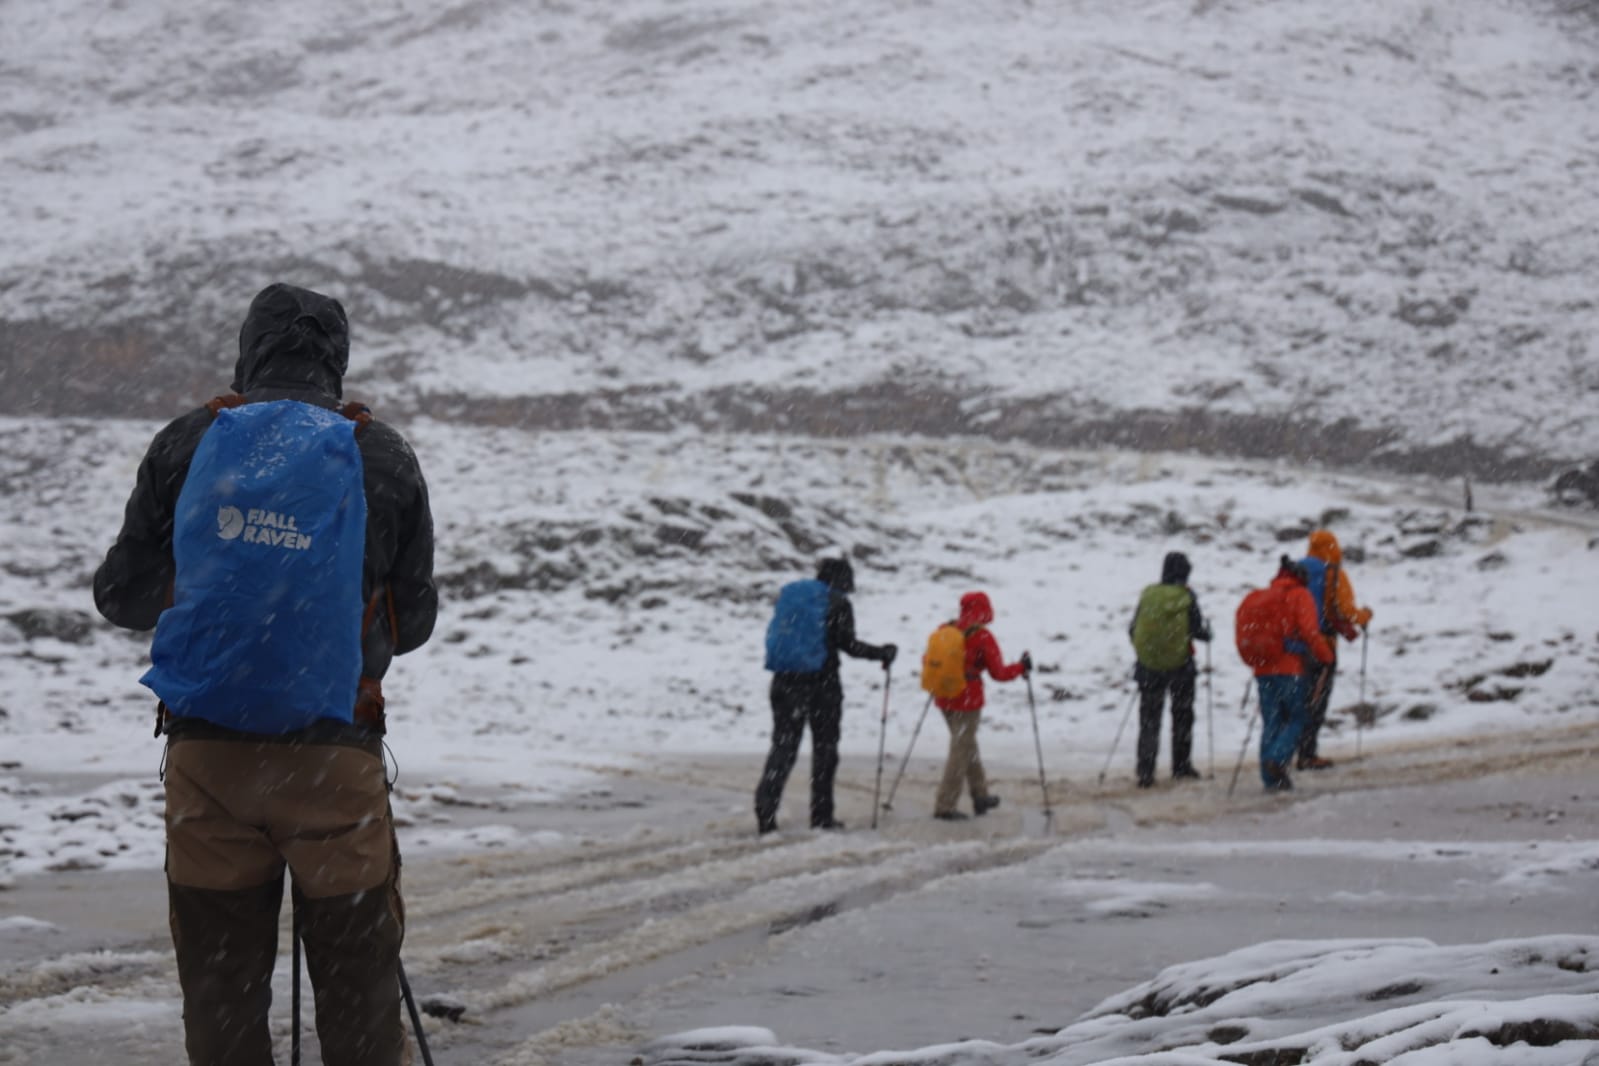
[87,282,1375,1064]
[756,537,1374,832]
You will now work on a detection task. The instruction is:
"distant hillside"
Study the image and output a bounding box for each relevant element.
[1,0,1596,477]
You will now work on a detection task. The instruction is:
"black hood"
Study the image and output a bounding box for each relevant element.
[816,557,854,594]
[232,283,350,399]
[1161,551,1191,584]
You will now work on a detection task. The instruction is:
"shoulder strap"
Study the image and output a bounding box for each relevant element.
[205,393,374,434]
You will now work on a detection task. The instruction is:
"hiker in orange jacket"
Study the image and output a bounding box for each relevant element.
[932,592,1030,821]
[1296,530,1375,770]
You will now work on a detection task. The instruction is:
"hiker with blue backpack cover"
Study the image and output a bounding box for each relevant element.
[756,557,896,834]
[1295,530,1375,771]
[93,283,437,1066]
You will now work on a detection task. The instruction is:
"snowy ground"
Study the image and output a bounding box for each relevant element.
[1,731,1594,1065]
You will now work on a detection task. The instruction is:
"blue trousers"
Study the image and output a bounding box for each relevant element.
[1256,675,1305,786]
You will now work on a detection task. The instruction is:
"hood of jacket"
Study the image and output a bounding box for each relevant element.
[816,556,854,594]
[1161,551,1191,584]
[232,283,350,400]
[958,591,994,629]
[1307,529,1342,565]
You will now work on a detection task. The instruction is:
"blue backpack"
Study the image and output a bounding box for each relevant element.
[142,400,368,733]
[1299,556,1338,635]
[764,579,831,673]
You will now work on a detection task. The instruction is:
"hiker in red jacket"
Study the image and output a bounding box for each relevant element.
[932,592,1031,820]
[1236,558,1334,791]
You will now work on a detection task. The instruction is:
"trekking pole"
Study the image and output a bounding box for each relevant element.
[871,663,893,829]
[1024,672,1053,824]
[1357,627,1369,761]
[882,695,933,812]
[1205,643,1215,779]
[1226,679,1256,798]
[1097,686,1138,787]
[291,902,302,1066]
[398,958,437,1066]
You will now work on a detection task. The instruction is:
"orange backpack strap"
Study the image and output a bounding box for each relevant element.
[340,400,374,433]
[204,393,248,416]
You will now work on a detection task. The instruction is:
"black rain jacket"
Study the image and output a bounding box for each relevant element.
[93,284,437,686]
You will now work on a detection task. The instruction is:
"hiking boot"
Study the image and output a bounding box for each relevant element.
[973,795,1001,816]
[1136,777,1155,790]
[812,819,846,831]
[1297,756,1334,771]
[933,810,969,821]
[1266,776,1294,792]
[1172,765,1201,780]
[1263,762,1293,791]
[758,820,779,835]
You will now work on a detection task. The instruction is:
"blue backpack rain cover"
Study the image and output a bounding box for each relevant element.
[1300,556,1332,634]
[764,579,830,673]
[142,400,368,733]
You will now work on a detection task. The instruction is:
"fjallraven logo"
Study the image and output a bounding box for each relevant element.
[217,506,245,540]
[220,507,315,551]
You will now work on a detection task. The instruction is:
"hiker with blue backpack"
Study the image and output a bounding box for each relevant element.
[93,283,437,1066]
[1128,551,1212,788]
[756,557,897,834]
[1295,530,1375,771]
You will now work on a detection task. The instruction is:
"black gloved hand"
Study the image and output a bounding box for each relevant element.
[882,643,898,667]
[1020,652,1033,676]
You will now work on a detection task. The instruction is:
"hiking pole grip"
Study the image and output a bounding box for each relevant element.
[398,958,436,1066]
[883,694,932,811]
[871,665,892,829]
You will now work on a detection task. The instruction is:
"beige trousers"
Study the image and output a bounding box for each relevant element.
[935,710,988,815]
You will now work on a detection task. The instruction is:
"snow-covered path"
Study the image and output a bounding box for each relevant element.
[2,721,1593,1065]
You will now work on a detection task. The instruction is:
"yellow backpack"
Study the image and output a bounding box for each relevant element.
[921,624,969,699]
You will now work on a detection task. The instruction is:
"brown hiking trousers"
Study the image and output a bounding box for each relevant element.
[164,735,408,1066]
[934,709,989,815]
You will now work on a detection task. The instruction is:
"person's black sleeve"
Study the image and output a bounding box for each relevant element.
[92,410,211,631]
[828,592,889,662]
[359,422,437,659]
[1128,604,1140,644]
[1189,594,1212,643]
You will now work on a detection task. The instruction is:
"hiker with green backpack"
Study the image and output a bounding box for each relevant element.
[1128,552,1212,788]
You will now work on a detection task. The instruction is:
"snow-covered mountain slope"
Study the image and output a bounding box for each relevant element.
[3,0,1597,476]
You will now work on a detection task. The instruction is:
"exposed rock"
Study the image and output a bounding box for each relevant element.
[6,608,96,644]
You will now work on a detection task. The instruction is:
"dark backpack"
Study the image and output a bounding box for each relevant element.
[142,399,368,732]
[764,579,830,672]
[1131,584,1193,671]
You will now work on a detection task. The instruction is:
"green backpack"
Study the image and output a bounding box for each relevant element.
[1132,584,1194,671]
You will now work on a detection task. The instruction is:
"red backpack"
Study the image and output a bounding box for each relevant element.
[1234,586,1287,670]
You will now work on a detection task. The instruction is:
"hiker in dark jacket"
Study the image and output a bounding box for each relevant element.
[1128,551,1211,788]
[755,557,895,834]
[93,283,436,1066]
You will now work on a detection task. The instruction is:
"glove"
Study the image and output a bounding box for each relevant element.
[882,643,898,667]
[1020,652,1033,676]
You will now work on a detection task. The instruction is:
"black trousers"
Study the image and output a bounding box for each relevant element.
[755,673,843,829]
[1298,658,1337,761]
[1135,663,1196,783]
